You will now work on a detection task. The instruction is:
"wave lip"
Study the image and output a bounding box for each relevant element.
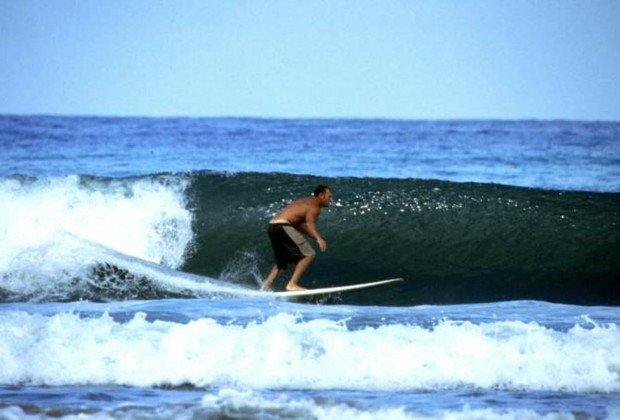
[0,174,193,272]
[0,174,205,302]
[1,311,618,393]
[0,232,255,302]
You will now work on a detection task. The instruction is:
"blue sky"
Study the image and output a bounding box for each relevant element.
[1,1,618,120]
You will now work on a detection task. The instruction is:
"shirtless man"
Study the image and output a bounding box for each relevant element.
[260,185,333,291]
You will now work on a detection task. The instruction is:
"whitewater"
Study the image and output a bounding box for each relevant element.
[0,116,619,419]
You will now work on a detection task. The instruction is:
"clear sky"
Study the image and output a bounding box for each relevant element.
[1,1,619,120]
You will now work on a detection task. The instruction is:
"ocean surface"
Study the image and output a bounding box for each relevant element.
[0,115,619,419]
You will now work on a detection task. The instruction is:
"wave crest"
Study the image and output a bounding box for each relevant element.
[1,310,618,392]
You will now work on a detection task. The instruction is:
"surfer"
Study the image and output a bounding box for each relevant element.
[260,185,333,291]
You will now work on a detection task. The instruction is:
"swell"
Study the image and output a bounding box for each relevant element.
[1,171,618,305]
[184,171,620,305]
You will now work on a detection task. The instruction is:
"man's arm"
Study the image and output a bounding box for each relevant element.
[304,208,327,251]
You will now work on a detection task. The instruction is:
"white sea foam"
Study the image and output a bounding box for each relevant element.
[0,403,599,420]
[200,389,592,420]
[0,232,252,300]
[0,175,193,271]
[0,311,618,393]
[0,175,224,299]
[200,388,411,419]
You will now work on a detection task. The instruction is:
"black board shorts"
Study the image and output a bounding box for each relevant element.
[268,223,316,269]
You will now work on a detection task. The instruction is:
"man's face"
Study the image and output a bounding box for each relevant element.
[319,189,333,207]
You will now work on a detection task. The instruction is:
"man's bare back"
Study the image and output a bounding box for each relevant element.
[271,189,332,251]
[273,197,321,227]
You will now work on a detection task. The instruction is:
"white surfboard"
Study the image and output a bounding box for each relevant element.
[272,277,403,298]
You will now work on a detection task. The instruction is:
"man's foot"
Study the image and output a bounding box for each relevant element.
[285,284,307,291]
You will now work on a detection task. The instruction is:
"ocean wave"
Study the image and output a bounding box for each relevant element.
[0,174,258,301]
[1,172,618,305]
[0,231,255,302]
[0,174,192,270]
[1,310,618,393]
[185,171,620,305]
[2,390,598,420]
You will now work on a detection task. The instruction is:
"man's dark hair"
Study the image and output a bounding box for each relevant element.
[313,185,331,197]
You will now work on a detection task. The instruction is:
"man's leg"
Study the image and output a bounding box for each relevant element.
[286,254,314,291]
[260,265,283,291]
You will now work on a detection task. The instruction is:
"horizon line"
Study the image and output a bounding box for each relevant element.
[1,112,618,124]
